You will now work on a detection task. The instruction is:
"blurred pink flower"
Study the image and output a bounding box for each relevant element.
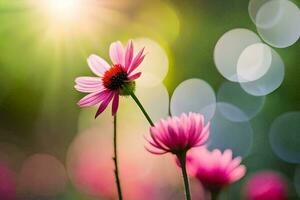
[146,113,210,155]
[75,40,145,118]
[244,171,288,200]
[67,128,180,200]
[0,163,16,200]
[186,147,246,192]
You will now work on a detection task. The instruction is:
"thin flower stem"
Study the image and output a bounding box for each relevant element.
[211,190,220,200]
[177,152,192,200]
[130,92,154,126]
[113,114,123,200]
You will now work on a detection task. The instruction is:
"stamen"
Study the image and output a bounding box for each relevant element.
[102,64,128,91]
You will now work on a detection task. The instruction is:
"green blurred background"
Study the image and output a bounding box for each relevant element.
[0,0,300,199]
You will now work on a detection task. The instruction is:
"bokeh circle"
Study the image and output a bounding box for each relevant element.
[170,78,216,122]
[237,43,272,82]
[257,0,300,48]
[239,47,284,96]
[18,154,67,197]
[207,102,253,157]
[269,112,300,163]
[217,81,265,122]
[133,38,169,87]
[214,28,261,82]
[248,0,283,28]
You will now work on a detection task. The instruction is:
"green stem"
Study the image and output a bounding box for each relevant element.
[211,190,220,200]
[177,152,192,200]
[113,114,123,200]
[130,92,154,126]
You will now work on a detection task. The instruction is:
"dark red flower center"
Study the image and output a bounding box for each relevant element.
[102,64,128,91]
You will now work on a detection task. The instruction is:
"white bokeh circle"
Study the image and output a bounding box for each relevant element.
[214,28,261,82]
[257,0,300,48]
[249,0,284,28]
[239,47,284,96]
[237,43,272,82]
[170,78,216,122]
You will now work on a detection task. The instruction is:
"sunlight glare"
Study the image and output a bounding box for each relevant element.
[43,0,81,22]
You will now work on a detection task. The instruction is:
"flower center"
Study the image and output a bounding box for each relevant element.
[102,64,128,91]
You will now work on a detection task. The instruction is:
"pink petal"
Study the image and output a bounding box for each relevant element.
[125,40,134,70]
[220,149,233,169]
[128,47,145,74]
[149,129,169,151]
[87,55,110,77]
[131,54,145,74]
[229,165,246,182]
[186,116,197,145]
[144,136,163,149]
[227,157,242,173]
[75,85,103,93]
[197,122,210,142]
[95,92,114,118]
[111,92,119,116]
[109,41,125,66]
[145,146,166,155]
[194,114,204,135]
[145,113,212,156]
[128,72,142,80]
[78,90,108,107]
[75,77,103,93]
[167,125,180,149]
[212,149,222,156]
[75,76,102,85]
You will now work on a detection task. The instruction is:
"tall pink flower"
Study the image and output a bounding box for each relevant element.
[145,113,210,155]
[75,40,145,118]
[186,147,246,193]
[146,112,210,200]
[244,171,288,200]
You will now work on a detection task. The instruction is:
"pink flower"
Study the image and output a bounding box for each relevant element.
[145,113,210,155]
[0,163,16,200]
[244,171,288,200]
[75,40,145,118]
[186,147,246,192]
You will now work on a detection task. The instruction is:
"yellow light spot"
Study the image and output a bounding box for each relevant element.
[48,0,79,15]
[41,0,80,23]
